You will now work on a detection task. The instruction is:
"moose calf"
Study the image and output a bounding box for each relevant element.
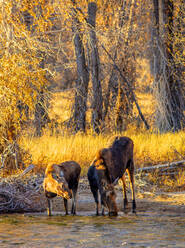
[88,136,136,216]
[43,161,81,216]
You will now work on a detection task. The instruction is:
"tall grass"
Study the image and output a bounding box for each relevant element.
[20,130,185,175]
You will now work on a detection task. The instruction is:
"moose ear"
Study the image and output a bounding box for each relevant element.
[113,177,119,186]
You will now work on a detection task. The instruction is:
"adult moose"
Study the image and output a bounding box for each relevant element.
[43,161,81,216]
[88,136,136,216]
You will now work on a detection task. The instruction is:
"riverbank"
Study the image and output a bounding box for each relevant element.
[0,172,184,215]
[51,176,185,216]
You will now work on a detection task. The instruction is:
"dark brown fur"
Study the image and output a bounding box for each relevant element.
[88,136,136,216]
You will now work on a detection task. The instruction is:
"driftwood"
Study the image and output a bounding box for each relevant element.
[136,160,185,175]
[0,165,45,213]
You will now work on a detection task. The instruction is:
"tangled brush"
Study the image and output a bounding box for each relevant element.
[0,167,46,213]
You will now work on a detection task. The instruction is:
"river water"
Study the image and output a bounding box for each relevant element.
[0,210,184,248]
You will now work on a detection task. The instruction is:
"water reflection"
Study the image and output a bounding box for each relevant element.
[0,211,184,248]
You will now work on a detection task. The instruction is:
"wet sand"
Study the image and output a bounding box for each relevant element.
[49,178,185,216]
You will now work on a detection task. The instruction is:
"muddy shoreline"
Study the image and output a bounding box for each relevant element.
[50,177,185,216]
[0,174,184,215]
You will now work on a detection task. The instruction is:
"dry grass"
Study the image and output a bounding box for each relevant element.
[20,134,109,175]
[146,169,185,192]
[131,131,185,167]
[19,130,185,176]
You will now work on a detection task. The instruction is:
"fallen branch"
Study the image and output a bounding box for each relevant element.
[136,160,185,174]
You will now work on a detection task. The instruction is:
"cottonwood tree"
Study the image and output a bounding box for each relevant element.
[152,0,184,132]
[71,4,89,133]
[114,0,136,132]
[87,2,103,134]
[0,0,52,170]
[57,1,103,133]
[98,0,150,131]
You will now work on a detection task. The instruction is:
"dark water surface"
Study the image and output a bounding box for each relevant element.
[0,211,184,248]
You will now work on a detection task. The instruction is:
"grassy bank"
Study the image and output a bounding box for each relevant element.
[20,130,185,176]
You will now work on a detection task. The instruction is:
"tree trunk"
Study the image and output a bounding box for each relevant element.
[72,10,89,133]
[87,2,103,134]
[34,91,50,136]
[152,0,184,132]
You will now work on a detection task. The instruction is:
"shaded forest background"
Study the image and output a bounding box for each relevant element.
[0,0,184,172]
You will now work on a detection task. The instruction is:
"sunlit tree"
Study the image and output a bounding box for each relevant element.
[152,0,184,132]
[0,0,53,170]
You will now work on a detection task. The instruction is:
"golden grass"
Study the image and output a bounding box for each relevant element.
[131,131,185,166]
[20,134,109,175]
[19,130,185,176]
[146,168,185,193]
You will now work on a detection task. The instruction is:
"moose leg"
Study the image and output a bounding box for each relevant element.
[101,205,105,216]
[47,198,52,216]
[127,162,136,213]
[100,194,105,216]
[92,187,100,215]
[121,174,129,213]
[63,198,69,215]
[71,188,77,215]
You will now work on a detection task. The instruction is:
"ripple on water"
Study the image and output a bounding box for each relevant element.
[0,212,184,248]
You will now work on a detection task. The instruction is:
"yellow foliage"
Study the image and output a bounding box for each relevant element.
[0,0,50,146]
[19,130,185,175]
